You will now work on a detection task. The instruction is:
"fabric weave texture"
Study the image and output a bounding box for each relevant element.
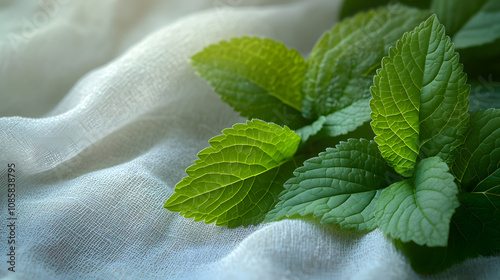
[0,0,499,279]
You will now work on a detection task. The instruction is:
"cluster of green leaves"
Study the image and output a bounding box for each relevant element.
[165,1,500,274]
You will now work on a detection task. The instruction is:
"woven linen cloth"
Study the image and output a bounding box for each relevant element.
[0,0,499,279]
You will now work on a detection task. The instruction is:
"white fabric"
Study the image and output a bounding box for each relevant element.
[0,0,499,279]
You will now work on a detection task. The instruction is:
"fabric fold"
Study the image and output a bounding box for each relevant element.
[1,1,498,279]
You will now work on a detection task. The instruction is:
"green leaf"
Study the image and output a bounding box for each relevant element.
[431,0,488,37]
[294,116,326,145]
[303,5,430,119]
[370,15,470,177]
[374,157,459,247]
[432,0,500,79]
[453,190,500,255]
[450,0,500,49]
[339,0,389,20]
[164,119,301,228]
[191,37,308,128]
[295,98,371,143]
[453,109,500,190]
[469,81,500,112]
[431,0,500,79]
[340,0,431,20]
[265,139,400,231]
[475,169,500,191]
[393,229,471,274]
[395,187,500,273]
[396,109,500,272]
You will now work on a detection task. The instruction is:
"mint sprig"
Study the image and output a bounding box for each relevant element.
[164,2,500,274]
